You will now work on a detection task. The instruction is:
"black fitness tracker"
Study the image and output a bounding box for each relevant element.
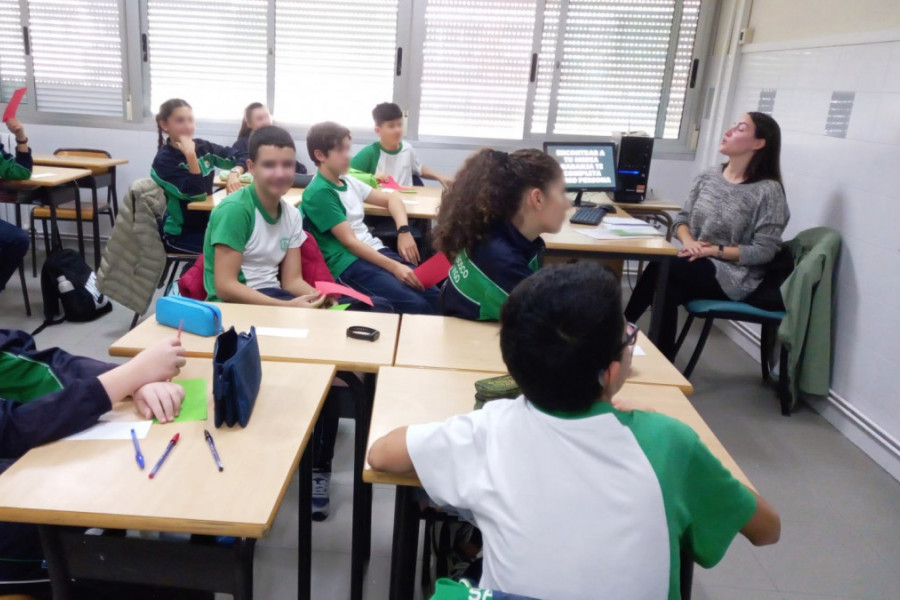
[347,326,380,342]
[397,225,411,235]
[717,244,724,259]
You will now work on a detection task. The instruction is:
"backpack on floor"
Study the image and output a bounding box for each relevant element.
[34,246,112,334]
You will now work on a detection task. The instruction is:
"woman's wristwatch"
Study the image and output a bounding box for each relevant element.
[717,244,724,259]
[397,225,411,235]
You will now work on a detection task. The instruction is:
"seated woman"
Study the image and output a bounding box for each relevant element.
[233,102,307,175]
[625,111,790,358]
[434,148,569,321]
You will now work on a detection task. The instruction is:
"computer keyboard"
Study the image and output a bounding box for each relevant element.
[570,205,613,226]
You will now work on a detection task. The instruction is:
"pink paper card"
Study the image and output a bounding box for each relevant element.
[413,252,451,288]
[2,87,27,123]
[315,281,374,307]
[380,176,410,191]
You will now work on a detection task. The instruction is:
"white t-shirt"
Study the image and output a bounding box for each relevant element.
[353,141,422,187]
[340,175,385,250]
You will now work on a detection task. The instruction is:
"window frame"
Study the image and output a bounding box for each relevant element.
[5,0,717,159]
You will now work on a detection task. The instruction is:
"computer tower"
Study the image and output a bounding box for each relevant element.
[614,134,654,203]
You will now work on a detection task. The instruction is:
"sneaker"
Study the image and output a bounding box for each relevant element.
[312,470,331,521]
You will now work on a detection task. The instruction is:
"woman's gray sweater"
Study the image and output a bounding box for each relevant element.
[673,166,790,300]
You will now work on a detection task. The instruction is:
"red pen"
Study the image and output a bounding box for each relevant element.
[148,433,180,479]
[177,318,184,341]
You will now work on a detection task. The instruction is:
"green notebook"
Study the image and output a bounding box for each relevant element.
[153,378,208,423]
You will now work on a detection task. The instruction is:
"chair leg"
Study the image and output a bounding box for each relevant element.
[683,317,715,379]
[42,218,51,257]
[30,219,37,277]
[18,261,31,317]
[130,312,141,330]
[778,343,791,416]
[91,186,101,270]
[672,314,696,360]
[760,324,772,381]
[164,260,181,292]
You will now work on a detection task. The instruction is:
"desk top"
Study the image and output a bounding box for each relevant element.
[0,359,336,537]
[364,368,752,490]
[543,207,678,256]
[393,315,691,393]
[1,165,92,187]
[190,185,441,220]
[110,303,400,373]
[32,153,128,171]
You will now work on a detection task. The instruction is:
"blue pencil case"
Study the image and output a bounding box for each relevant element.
[156,296,224,337]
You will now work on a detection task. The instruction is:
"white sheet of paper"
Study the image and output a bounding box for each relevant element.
[255,326,309,338]
[603,216,652,227]
[65,419,152,441]
[574,224,661,240]
[634,345,647,356]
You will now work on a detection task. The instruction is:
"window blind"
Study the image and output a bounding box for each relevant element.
[530,0,561,134]
[28,0,124,116]
[417,0,538,140]
[551,0,699,139]
[0,0,27,103]
[147,0,267,121]
[662,0,700,138]
[273,0,400,128]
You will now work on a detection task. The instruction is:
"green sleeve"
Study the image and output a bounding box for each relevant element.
[350,143,378,174]
[0,155,32,180]
[301,188,346,233]
[207,199,254,252]
[683,440,757,568]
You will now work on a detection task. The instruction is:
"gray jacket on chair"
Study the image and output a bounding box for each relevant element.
[97,178,167,315]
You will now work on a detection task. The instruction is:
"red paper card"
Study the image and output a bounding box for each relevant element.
[413,252,451,288]
[2,87,26,123]
[315,281,374,307]
[380,176,410,191]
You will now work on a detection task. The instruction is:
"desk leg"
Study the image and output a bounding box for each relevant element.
[298,445,312,600]
[648,255,671,347]
[389,486,419,600]
[233,538,256,600]
[90,186,101,270]
[72,184,85,259]
[350,373,376,600]
[37,525,74,600]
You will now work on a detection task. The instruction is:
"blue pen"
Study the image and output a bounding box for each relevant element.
[131,428,145,470]
[148,433,180,480]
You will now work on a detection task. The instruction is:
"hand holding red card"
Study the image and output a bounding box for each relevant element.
[380,176,410,191]
[2,87,26,123]
[314,281,374,307]
[413,253,451,289]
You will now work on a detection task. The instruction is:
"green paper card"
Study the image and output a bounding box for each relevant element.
[154,378,208,423]
[328,303,351,311]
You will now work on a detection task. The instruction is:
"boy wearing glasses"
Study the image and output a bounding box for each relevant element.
[368,263,780,600]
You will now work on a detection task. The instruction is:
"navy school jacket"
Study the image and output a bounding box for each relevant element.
[150,138,249,237]
[0,329,115,461]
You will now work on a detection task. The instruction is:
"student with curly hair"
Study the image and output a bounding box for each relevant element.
[434,148,569,321]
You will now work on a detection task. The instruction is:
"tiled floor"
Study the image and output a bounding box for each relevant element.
[2,257,899,600]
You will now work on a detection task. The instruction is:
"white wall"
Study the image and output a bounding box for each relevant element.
[729,36,900,458]
[748,0,900,45]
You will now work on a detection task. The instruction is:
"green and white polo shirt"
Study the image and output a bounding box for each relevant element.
[407,398,757,600]
[300,173,385,278]
[350,141,422,187]
[203,185,306,301]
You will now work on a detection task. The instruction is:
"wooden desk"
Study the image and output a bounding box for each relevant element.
[0,358,336,599]
[110,303,400,374]
[1,165,94,260]
[32,153,128,174]
[193,184,442,220]
[365,369,752,599]
[394,315,692,394]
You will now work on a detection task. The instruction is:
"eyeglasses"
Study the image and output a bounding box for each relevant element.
[621,322,639,352]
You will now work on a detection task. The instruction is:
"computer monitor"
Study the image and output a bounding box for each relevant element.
[544,141,618,207]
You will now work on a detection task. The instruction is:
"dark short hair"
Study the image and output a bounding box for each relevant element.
[500,263,625,412]
[248,125,295,161]
[306,121,351,165]
[372,102,403,126]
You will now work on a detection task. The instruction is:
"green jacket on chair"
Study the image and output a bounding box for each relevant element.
[778,227,842,409]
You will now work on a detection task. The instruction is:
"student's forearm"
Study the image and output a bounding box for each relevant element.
[97,362,144,404]
[741,490,781,546]
[216,280,293,306]
[368,426,416,474]
[420,166,446,182]
[282,277,318,298]
[387,197,410,230]
[184,151,202,174]
[346,238,399,273]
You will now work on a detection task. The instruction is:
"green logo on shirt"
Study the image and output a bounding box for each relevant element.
[281,238,289,251]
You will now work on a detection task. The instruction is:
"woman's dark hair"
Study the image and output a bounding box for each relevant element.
[434,148,563,258]
[500,262,625,413]
[238,102,266,139]
[155,98,191,148]
[737,112,783,186]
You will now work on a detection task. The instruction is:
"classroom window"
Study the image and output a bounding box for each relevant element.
[273,0,400,129]
[416,0,540,140]
[27,0,124,117]
[145,0,268,121]
[0,0,27,103]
